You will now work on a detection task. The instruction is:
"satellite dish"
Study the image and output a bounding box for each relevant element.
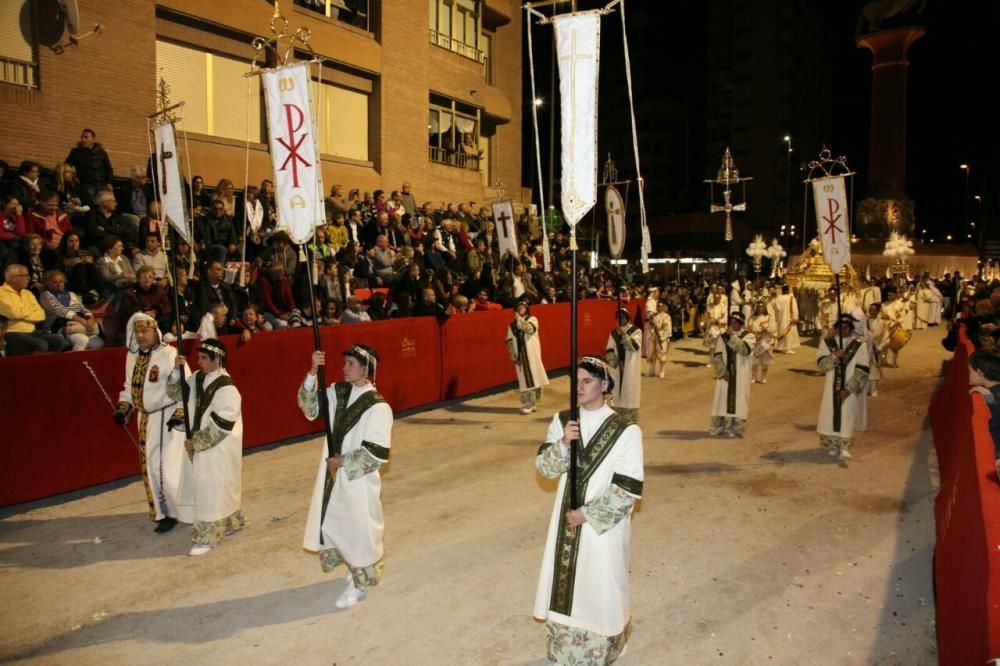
[59,0,80,34]
[48,0,102,54]
[605,186,626,259]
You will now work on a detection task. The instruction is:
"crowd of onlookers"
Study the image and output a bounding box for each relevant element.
[4,130,998,363]
[0,129,650,357]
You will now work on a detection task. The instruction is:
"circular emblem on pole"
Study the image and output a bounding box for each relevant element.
[605,186,626,258]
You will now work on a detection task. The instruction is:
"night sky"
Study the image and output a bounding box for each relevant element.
[521,0,998,246]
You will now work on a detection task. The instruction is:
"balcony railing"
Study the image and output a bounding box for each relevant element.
[429,29,486,65]
[0,56,38,89]
[429,146,480,171]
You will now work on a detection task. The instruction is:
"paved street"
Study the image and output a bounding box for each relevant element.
[0,328,945,665]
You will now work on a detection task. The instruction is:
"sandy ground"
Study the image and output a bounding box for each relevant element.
[0,326,946,665]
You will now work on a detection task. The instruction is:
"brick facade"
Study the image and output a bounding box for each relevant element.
[0,0,524,209]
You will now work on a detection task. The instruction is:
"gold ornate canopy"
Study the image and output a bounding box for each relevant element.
[785,237,861,292]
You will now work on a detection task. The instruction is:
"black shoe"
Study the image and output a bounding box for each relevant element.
[154,517,178,533]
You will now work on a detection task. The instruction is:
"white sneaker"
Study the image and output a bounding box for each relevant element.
[839,449,852,460]
[828,448,839,456]
[760,378,767,384]
[189,544,213,556]
[786,350,796,355]
[726,430,739,438]
[335,581,367,609]
[870,390,878,397]
[520,406,533,415]
[751,378,757,383]
[709,427,724,436]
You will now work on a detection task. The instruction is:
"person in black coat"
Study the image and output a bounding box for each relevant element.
[65,129,113,206]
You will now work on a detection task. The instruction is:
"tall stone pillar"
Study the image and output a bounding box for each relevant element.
[855,25,925,239]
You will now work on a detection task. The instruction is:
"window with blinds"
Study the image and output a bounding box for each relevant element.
[0,0,38,88]
[312,81,369,162]
[155,39,263,143]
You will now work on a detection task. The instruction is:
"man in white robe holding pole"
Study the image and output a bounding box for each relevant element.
[298,344,392,609]
[709,311,755,437]
[534,356,643,665]
[168,338,245,556]
[606,307,642,421]
[507,298,550,414]
[115,312,191,531]
[816,315,870,461]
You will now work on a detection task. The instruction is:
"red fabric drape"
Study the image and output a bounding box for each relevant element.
[929,326,1000,664]
[0,300,640,506]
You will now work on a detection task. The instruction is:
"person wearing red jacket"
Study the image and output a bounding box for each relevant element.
[26,191,72,251]
[0,194,26,246]
[254,263,295,329]
[122,265,173,331]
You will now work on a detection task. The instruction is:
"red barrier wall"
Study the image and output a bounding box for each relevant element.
[0,300,638,506]
[929,328,1000,664]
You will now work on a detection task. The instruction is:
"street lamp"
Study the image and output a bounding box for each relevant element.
[783,135,792,244]
[960,164,970,241]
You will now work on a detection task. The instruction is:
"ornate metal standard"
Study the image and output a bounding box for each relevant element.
[704,147,752,243]
[247,2,336,461]
[802,146,857,328]
[801,146,856,253]
[146,79,192,437]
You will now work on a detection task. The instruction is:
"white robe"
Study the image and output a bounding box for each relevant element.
[704,299,728,348]
[648,311,672,363]
[927,283,943,324]
[175,368,243,526]
[861,286,882,311]
[748,314,776,367]
[607,325,643,410]
[914,286,932,329]
[533,405,644,637]
[711,331,755,418]
[769,293,800,352]
[302,380,393,569]
[642,296,658,357]
[506,315,549,392]
[741,288,754,320]
[881,299,907,332]
[119,344,191,522]
[816,336,870,439]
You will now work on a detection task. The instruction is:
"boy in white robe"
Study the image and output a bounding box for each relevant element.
[507,299,549,414]
[606,308,643,421]
[816,316,870,461]
[114,312,190,531]
[298,344,393,609]
[703,289,728,363]
[748,301,776,384]
[168,338,245,556]
[534,356,643,666]
[710,312,755,437]
[644,300,671,378]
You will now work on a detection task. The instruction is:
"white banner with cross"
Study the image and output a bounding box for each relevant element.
[492,200,518,259]
[553,12,600,228]
[812,175,851,273]
[151,120,191,245]
[261,61,325,245]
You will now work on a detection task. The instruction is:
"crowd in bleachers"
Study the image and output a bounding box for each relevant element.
[0,128,649,357]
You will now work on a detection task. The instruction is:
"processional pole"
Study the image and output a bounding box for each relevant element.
[526,0,642,509]
[147,79,192,435]
[248,3,336,458]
